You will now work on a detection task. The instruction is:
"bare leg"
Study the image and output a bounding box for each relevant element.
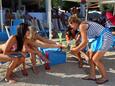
[92,51,109,84]
[19,57,28,76]
[82,50,96,80]
[0,54,11,62]
[89,50,96,78]
[71,51,83,68]
[5,58,19,83]
[30,53,39,74]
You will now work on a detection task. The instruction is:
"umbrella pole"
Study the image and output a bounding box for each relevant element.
[85,1,88,21]
[46,0,52,39]
[0,0,3,31]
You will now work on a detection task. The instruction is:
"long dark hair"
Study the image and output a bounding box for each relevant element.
[16,23,29,51]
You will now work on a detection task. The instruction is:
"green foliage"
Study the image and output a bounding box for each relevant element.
[52,0,62,8]
[100,4,114,13]
[62,1,79,11]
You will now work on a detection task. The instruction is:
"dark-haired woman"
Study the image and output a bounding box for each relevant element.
[65,26,83,68]
[0,23,29,83]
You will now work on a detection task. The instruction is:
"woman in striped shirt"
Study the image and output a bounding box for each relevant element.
[68,15,112,84]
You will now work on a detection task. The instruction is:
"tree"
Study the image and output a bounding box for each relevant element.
[52,0,62,9]
[62,1,79,11]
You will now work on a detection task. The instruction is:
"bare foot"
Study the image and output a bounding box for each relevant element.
[5,78,16,84]
[82,75,96,81]
[8,79,16,84]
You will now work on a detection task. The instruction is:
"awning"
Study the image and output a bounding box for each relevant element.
[62,0,99,2]
[102,0,115,4]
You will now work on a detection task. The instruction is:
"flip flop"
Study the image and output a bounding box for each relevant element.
[82,76,96,81]
[96,79,109,84]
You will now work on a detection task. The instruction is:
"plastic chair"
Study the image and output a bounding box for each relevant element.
[37,19,48,37]
[0,31,8,42]
[9,26,17,35]
[11,19,24,26]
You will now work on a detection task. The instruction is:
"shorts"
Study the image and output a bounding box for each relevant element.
[8,53,22,58]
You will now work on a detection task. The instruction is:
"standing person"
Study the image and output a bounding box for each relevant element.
[68,15,112,84]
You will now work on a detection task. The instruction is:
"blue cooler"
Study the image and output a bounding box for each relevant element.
[46,51,66,66]
[38,48,61,53]
[38,48,66,65]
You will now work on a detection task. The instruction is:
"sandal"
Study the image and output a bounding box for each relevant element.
[96,79,109,84]
[82,76,96,81]
[8,79,16,84]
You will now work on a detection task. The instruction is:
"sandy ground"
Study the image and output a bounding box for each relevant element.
[0,49,115,86]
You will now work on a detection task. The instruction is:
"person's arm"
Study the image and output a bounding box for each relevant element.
[71,23,88,53]
[0,54,11,62]
[75,33,80,41]
[75,34,81,46]
[35,34,56,44]
[35,39,63,48]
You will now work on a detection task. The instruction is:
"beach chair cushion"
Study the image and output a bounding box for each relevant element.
[12,19,24,26]
[10,26,17,35]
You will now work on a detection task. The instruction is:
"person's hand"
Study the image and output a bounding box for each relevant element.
[70,47,79,53]
[57,43,66,49]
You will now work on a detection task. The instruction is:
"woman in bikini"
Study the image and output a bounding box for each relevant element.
[0,23,30,83]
